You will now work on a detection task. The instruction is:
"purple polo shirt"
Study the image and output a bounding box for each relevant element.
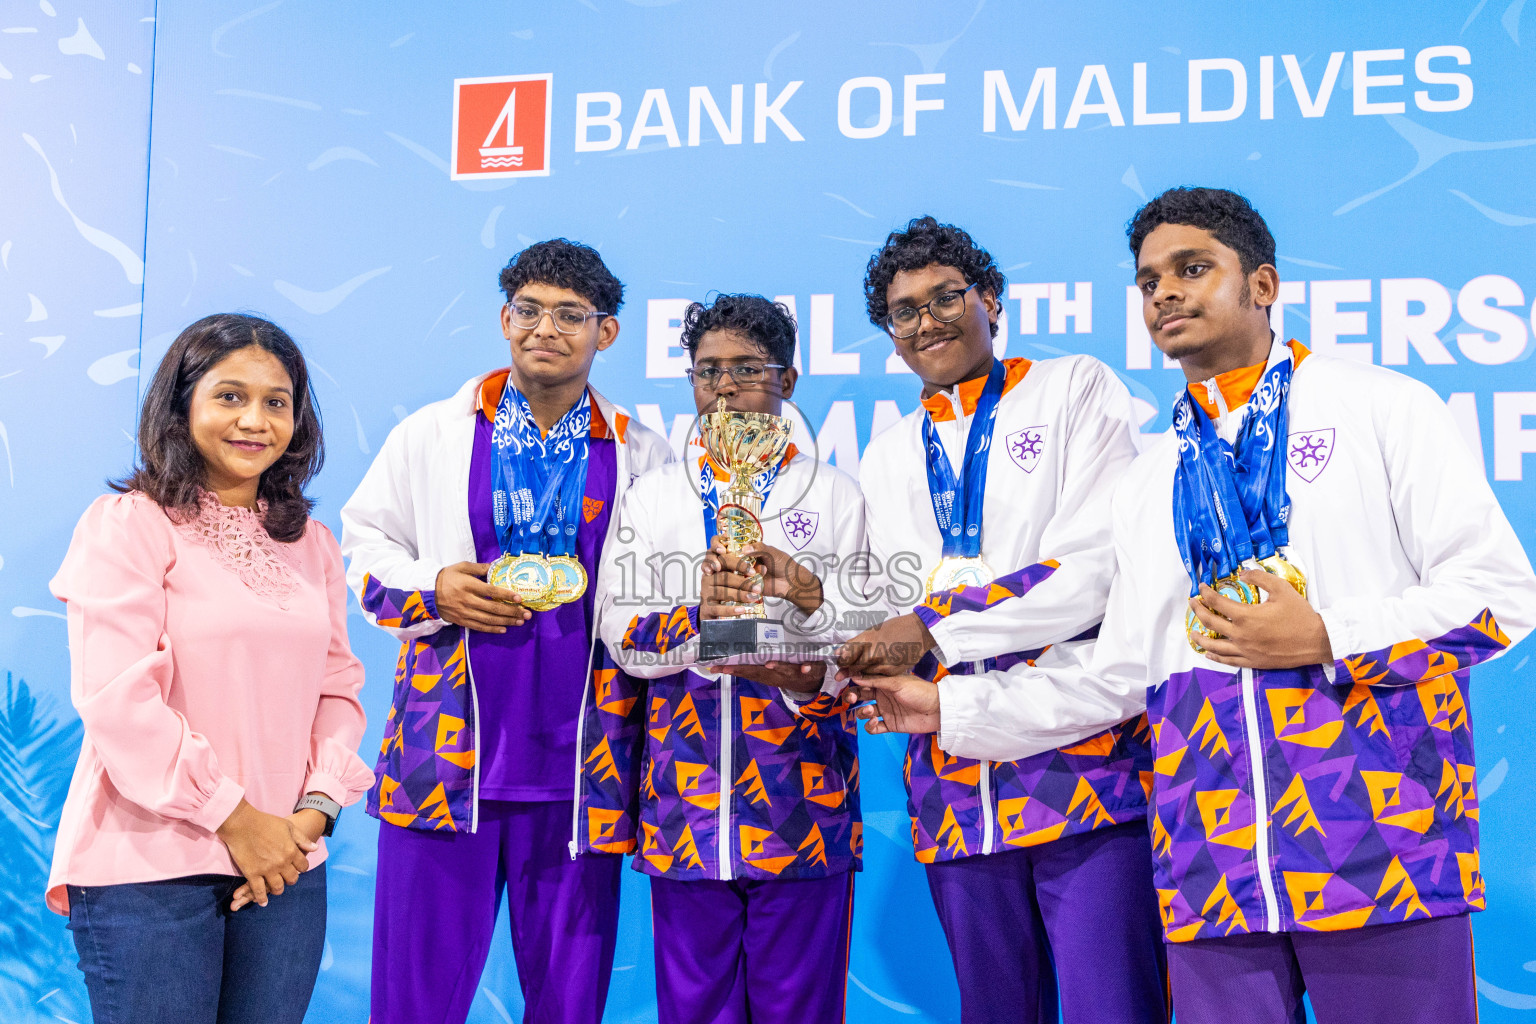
[467,407,617,800]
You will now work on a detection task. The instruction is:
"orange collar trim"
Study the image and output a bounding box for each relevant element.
[477,368,625,441]
[1189,340,1310,419]
[920,357,1032,423]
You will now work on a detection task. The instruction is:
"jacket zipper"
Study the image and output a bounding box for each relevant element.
[569,423,630,859]
[567,634,600,860]
[464,626,481,834]
[978,761,996,855]
[971,661,996,856]
[718,672,734,880]
[454,418,481,836]
[1207,381,1279,929]
[949,409,998,858]
[1239,666,1280,931]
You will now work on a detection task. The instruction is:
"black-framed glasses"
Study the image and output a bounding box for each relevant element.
[505,301,611,334]
[883,282,978,339]
[685,363,786,390]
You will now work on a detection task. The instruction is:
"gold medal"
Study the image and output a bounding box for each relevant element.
[1186,574,1260,653]
[547,555,589,605]
[1186,556,1308,653]
[1258,554,1307,600]
[488,554,558,612]
[923,556,995,600]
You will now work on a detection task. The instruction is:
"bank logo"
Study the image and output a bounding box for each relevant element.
[451,73,553,180]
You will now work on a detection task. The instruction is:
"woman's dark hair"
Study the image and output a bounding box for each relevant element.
[864,215,1007,339]
[499,238,625,314]
[1126,186,1276,274]
[113,313,323,542]
[680,293,797,368]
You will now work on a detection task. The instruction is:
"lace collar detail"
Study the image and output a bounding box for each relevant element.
[174,492,301,607]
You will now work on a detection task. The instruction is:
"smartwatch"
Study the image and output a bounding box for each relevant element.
[294,793,342,837]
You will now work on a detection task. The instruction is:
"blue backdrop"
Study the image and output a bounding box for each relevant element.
[3,2,1535,1021]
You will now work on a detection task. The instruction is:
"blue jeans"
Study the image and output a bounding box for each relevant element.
[67,864,327,1024]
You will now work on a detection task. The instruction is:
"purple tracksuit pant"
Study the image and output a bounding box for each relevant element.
[1167,912,1477,1024]
[371,800,621,1024]
[924,819,1168,1024]
[649,871,854,1024]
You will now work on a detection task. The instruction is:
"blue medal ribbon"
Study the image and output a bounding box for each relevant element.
[490,383,591,559]
[698,451,787,544]
[922,359,1006,559]
[1171,345,1295,596]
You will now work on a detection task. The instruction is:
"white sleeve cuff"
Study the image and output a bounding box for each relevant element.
[924,616,964,667]
[1317,604,1356,666]
[935,676,972,757]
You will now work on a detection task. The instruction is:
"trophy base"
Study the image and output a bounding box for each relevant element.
[698,619,837,665]
[699,618,785,661]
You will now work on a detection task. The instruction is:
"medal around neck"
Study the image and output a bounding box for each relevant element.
[922,360,1006,603]
[1185,555,1309,653]
[923,556,995,600]
[1172,346,1308,653]
[548,555,589,605]
[696,396,796,661]
[489,384,591,611]
[488,553,559,612]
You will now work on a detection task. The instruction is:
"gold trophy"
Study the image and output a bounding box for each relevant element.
[697,396,796,661]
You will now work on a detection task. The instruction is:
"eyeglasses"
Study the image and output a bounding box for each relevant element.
[505,301,612,334]
[883,282,979,339]
[685,363,786,390]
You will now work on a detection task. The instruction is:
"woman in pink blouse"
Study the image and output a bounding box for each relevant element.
[49,313,373,1024]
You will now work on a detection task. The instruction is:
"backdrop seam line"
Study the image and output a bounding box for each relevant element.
[134,0,161,421]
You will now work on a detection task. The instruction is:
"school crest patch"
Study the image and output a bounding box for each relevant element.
[1005,425,1048,474]
[779,508,820,551]
[1287,428,1335,483]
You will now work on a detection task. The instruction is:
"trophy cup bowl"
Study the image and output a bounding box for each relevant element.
[697,398,795,661]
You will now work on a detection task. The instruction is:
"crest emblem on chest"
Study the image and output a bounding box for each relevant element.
[1004,425,1048,473]
[1287,428,1335,483]
[779,508,820,550]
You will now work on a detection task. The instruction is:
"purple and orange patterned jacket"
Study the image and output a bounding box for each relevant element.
[859,355,1154,863]
[340,371,672,834]
[935,345,1536,940]
[581,454,867,880]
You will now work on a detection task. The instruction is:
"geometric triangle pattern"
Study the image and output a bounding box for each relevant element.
[360,571,440,631]
[574,645,648,855]
[903,646,1153,865]
[616,664,861,883]
[622,603,700,655]
[913,558,1062,623]
[365,626,476,832]
[1147,611,1506,943]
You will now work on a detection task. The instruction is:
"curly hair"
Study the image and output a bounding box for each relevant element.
[1126,187,1276,274]
[113,313,323,543]
[680,293,798,369]
[498,238,624,314]
[863,216,1006,338]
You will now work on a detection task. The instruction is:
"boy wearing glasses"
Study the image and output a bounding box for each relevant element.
[341,239,672,1024]
[592,294,864,1024]
[850,190,1536,1024]
[835,217,1166,1021]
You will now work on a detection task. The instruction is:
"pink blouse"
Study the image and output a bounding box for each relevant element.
[46,491,373,914]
